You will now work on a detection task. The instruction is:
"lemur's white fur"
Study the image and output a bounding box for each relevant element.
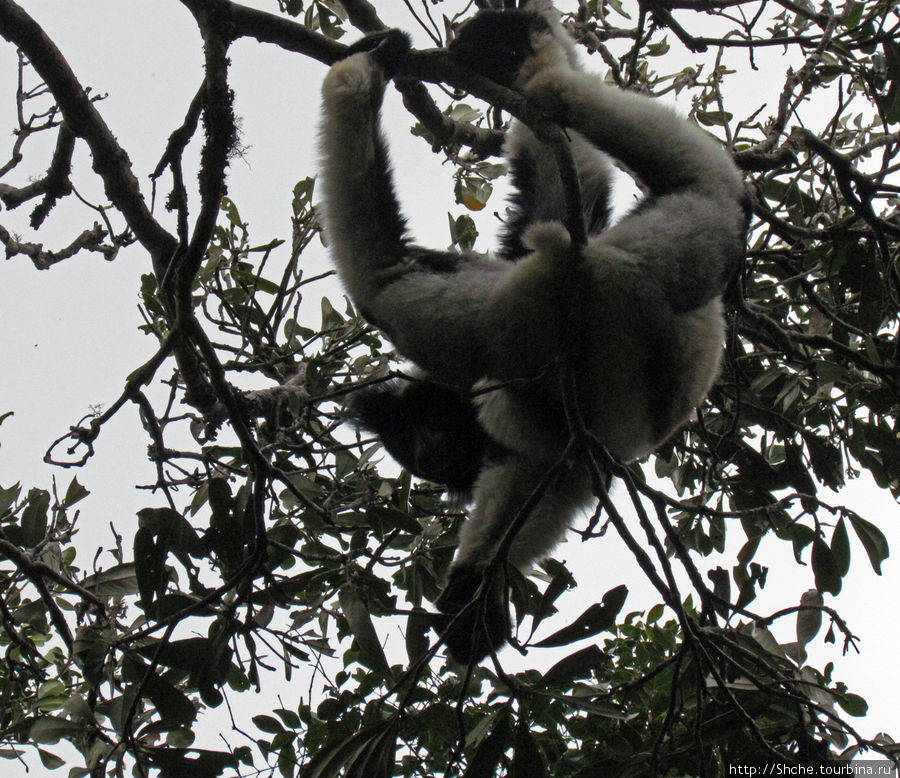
[319,2,745,621]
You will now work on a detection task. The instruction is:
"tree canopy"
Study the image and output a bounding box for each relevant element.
[0,1,899,776]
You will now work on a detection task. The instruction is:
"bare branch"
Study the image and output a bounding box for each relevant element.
[0,121,74,226]
[0,221,113,268]
[0,0,177,261]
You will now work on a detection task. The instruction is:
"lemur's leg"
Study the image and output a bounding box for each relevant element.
[456,454,592,570]
[435,455,593,663]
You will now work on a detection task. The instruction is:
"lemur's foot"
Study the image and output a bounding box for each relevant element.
[433,564,510,664]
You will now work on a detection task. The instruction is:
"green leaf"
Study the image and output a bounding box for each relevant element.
[848,514,889,574]
[230,266,281,295]
[835,692,868,717]
[321,296,345,329]
[844,1,864,27]
[277,739,298,778]
[365,504,422,536]
[447,213,478,251]
[35,679,67,711]
[38,748,65,769]
[29,716,83,745]
[540,644,608,688]
[21,488,50,546]
[606,0,630,18]
[789,523,816,561]
[146,747,238,778]
[141,668,197,727]
[136,637,213,673]
[534,585,627,647]
[80,563,140,597]
[338,584,390,677]
[304,719,397,778]
[253,714,285,734]
[530,561,574,633]
[293,176,315,213]
[274,708,302,729]
[464,709,512,778]
[134,526,165,614]
[449,102,482,122]
[62,476,89,507]
[73,626,107,687]
[811,537,842,595]
[830,518,851,576]
[646,602,665,623]
[796,589,823,648]
[696,109,733,126]
[0,481,20,515]
[509,718,547,778]
[221,196,243,227]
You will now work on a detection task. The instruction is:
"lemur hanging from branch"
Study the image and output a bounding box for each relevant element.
[319,1,748,664]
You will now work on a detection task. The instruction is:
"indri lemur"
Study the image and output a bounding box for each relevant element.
[319,1,747,663]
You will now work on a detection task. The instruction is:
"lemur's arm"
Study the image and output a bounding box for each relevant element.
[523,66,745,203]
[520,60,748,314]
[451,6,748,314]
[319,51,570,384]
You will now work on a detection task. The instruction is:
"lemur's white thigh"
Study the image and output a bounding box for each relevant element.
[455,455,592,571]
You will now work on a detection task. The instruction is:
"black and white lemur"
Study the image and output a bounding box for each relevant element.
[319,1,748,663]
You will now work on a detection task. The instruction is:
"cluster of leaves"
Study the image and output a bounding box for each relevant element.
[1,0,900,776]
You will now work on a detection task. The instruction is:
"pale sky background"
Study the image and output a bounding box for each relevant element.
[0,1,897,774]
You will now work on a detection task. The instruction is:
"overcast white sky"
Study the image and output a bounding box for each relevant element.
[0,1,897,774]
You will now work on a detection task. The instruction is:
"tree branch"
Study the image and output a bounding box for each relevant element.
[0,0,177,261]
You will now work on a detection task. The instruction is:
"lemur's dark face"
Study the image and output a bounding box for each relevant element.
[449,10,549,87]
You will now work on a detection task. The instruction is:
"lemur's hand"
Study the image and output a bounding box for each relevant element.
[341,29,411,80]
[433,565,510,665]
[450,10,540,87]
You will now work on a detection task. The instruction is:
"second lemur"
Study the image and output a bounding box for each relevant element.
[319,1,748,663]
